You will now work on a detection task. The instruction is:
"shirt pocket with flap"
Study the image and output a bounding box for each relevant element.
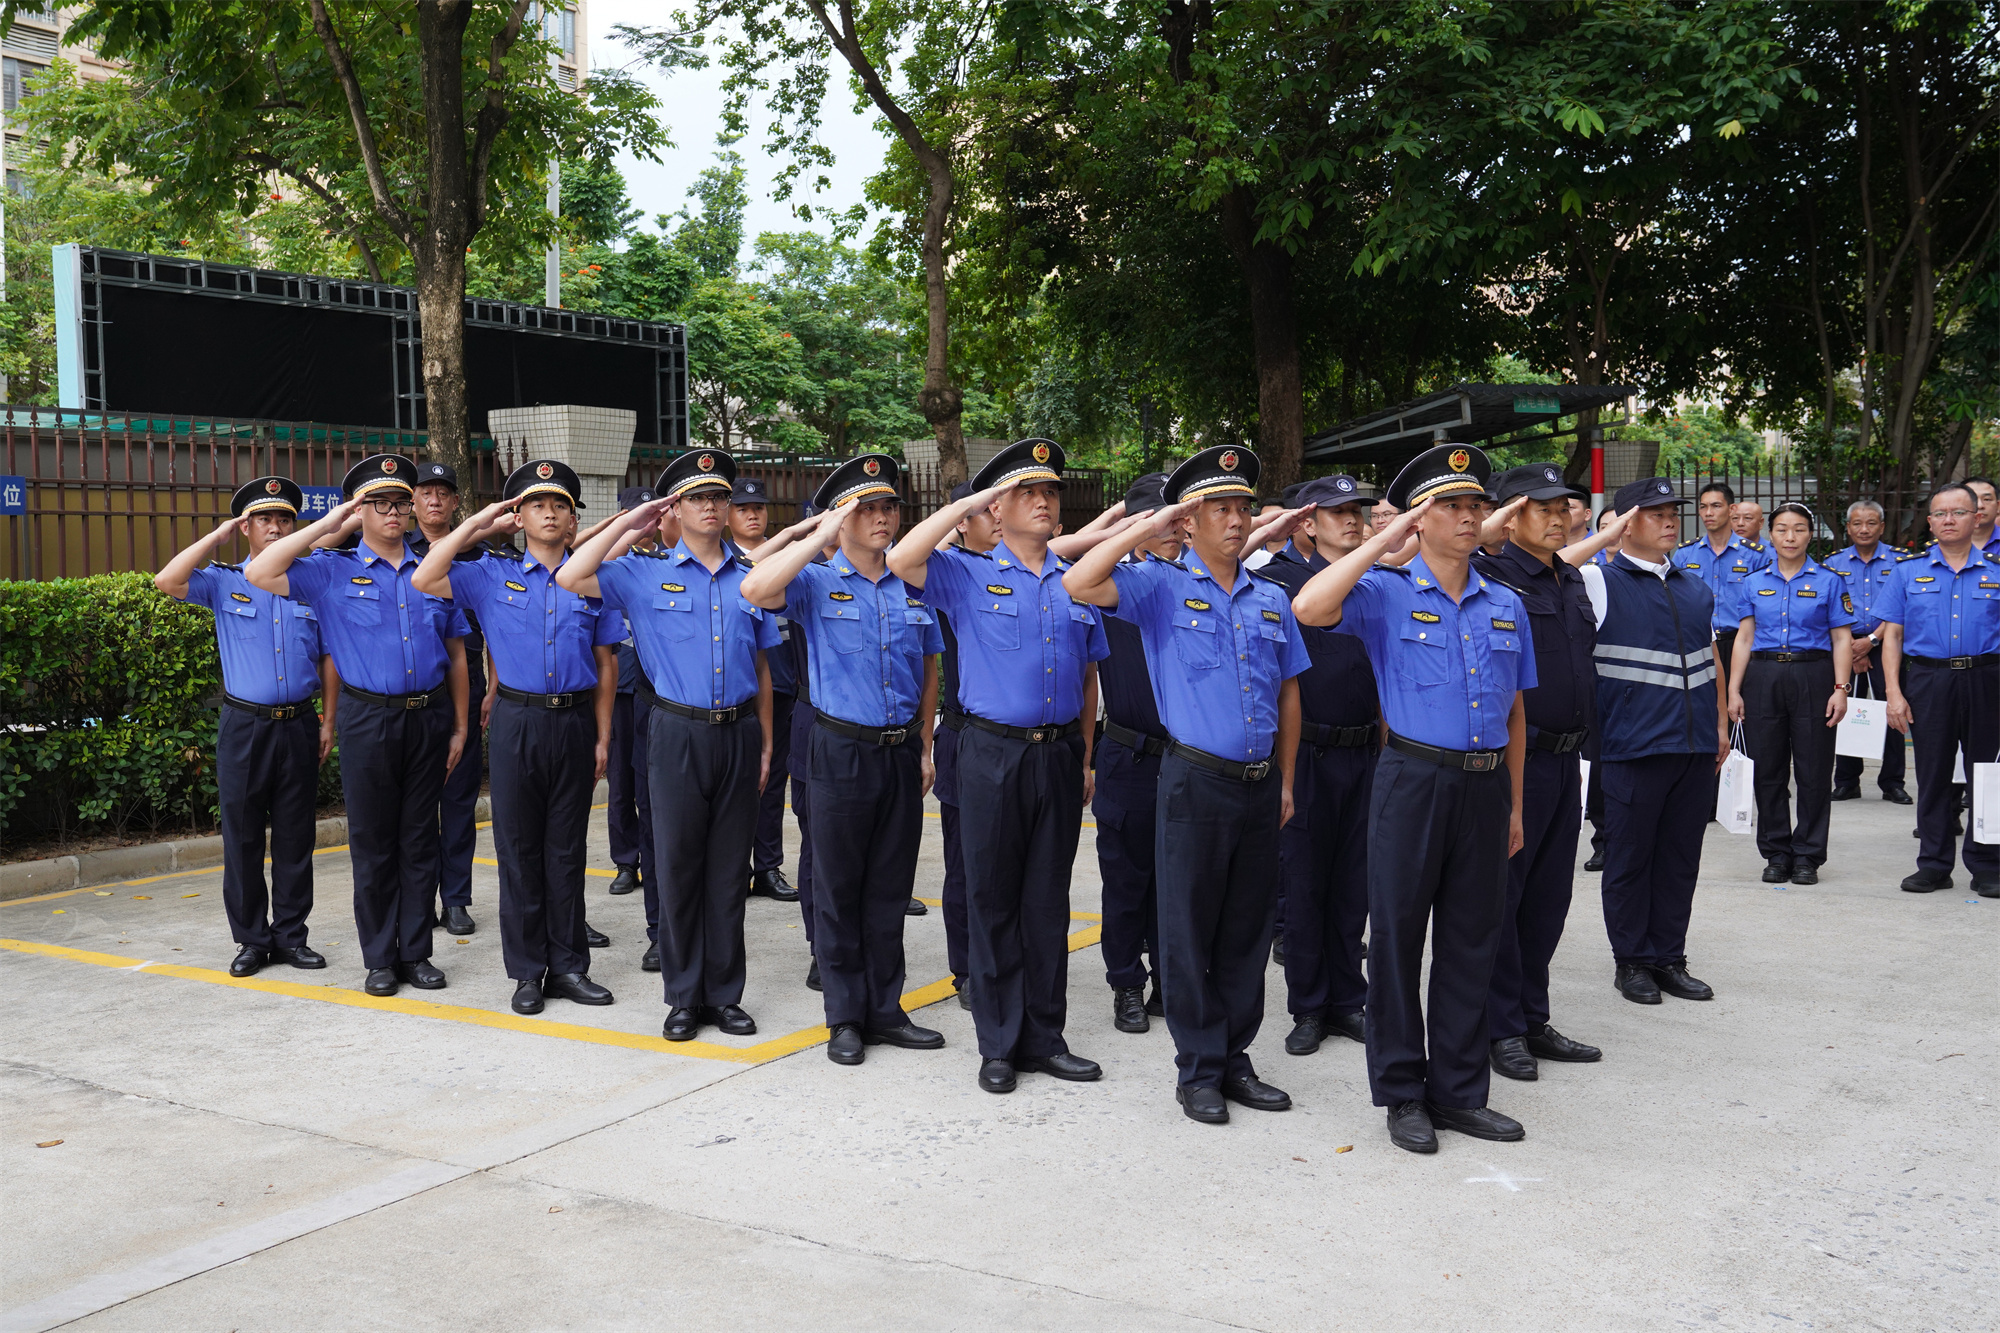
[1172,608,1222,669]
[652,589,699,641]
[1396,617,1453,686]
[973,594,1019,651]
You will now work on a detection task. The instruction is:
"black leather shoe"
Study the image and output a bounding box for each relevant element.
[585,924,610,949]
[806,956,822,991]
[1387,1101,1437,1154]
[275,945,326,969]
[865,1023,944,1049]
[1177,1085,1229,1124]
[442,905,475,935]
[905,897,928,916]
[641,942,661,971]
[1830,783,1861,801]
[1489,1036,1538,1081]
[512,979,544,1014]
[1015,1052,1102,1081]
[1615,962,1661,1004]
[827,1023,864,1064]
[1270,931,1286,966]
[364,967,399,997]
[955,982,971,1010]
[229,945,268,978]
[978,1058,1016,1093]
[1761,857,1793,883]
[1144,981,1163,1016]
[1976,878,2000,899]
[608,863,639,896]
[1882,786,1913,805]
[397,959,446,990]
[546,972,613,1005]
[1646,961,1713,1001]
[1428,1102,1525,1142]
[1901,871,1951,893]
[1325,1009,1366,1044]
[1790,863,1819,886]
[1113,987,1149,1033]
[1583,850,1605,872]
[1284,1014,1326,1055]
[662,1006,699,1041]
[1221,1075,1291,1111]
[706,1004,757,1035]
[1524,1023,1601,1063]
[764,869,799,903]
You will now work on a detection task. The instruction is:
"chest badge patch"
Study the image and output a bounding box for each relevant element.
[505,580,528,592]
[1490,618,1516,630]
[1411,610,1442,623]
[1914,576,1936,584]
[1795,587,1817,598]
[907,597,923,607]
[661,582,686,592]
[829,591,855,602]
[986,584,1014,596]
[230,591,253,603]
[350,576,373,585]
[1758,588,1776,596]
[1261,609,1283,623]
[1184,598,1212,612]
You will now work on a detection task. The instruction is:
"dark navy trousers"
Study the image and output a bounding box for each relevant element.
[1090,736,1160,992]
[957,725,1085,1061]
[1280,742,1373,1020]
[1365,748,1509,1110]
[807,727,923,1029]
[1741,657,1838,866]
[1156,753,1281,1089]
[487,699,594,981]
[1833,663,1907,791]
[647,709,760,1008]
[1905,662,1998,879]
[434,703,480,910]
[337,698,451,969]
[1599,752,1715,967]
[216,706,319,952]
[752,693,795,874]
[933,723,969,989]
[606,692,646,870]
[1488,748,1582,1041]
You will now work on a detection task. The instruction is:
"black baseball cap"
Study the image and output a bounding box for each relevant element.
[1493,463,1587,504]
[1612,477,1691,515]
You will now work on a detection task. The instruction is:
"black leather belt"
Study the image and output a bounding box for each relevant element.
[961,713,1080,744]
[815,709,917,747]
[1387,731,1504,773]
[939,705,966,732]
[342,684,444,710]
[1751,650,1830,662]
[649,693,754,724]
[497,684,585,709]
[1908,652,1998,670]
[1166,738,1273,782]
[1302,721,1377,749]
[225,694,315,721]
[1102,718,1168,757]
[1531,726,1589,755]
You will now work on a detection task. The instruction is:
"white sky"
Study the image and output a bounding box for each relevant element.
[587,0,889,261]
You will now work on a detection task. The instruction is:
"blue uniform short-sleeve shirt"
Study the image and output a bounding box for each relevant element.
[594,541,781,709]
[450,550,621,694]
[917,541,1108,727]
[1873,547,2000,658]
[186,563,323,706]
[285,543,468,695]
[785,553,944,727]
[1728,558,1858,652]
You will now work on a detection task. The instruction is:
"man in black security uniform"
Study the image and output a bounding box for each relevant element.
[729,475,803,904]
[155,477,337,977]
[605,486,658,904]
[1091,473,1175,1034]
[1257,473,1382,1058]
[1470,465,1605,1082]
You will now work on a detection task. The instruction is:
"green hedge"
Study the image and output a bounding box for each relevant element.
[0,573,340,845]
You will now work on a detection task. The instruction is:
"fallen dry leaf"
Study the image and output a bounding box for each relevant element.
[1292,1156,1307,1162]
[93,891,111,896]
[132,895,151,900]
[51,909,64,914]
[1335,1145,1353,1154]
[181,893,200,899]
[548,1206,563,1213]
[36,1140,62,1148]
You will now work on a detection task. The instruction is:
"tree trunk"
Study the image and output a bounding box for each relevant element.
[1218,191,1304,495]
[414,0,477,481]
[913,149,967,488]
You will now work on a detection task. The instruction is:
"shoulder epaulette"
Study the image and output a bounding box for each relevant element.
[1247,566,1287,587]
[1896,550,1926,562]
[632,546,670,560]
[211,560,243,572]
[1163,556,1190,571]
[1676,536,1702,548]
[1375,562,1414,576]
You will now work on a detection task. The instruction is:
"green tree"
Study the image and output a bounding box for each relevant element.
[668,150,751,279]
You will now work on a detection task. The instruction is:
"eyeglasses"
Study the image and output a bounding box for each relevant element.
[366,499,415,516]
[1929,508,1974,520]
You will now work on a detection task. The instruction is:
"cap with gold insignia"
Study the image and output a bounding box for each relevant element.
[502,458,583,507]
[1295,473,1375,508]
[972,437,1066,492]
[1492,463,1587,504]
[656,449,738,500]
[341,453,416,501]
[1611,476,1691,515]
[230,475,303,519]
[813,452,902,512]
[1385,443,1493,510]
[1123,472,1169,515]
[1163,445,1261,505]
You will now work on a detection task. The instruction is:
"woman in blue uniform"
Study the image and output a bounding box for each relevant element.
[1725,503,1854,886]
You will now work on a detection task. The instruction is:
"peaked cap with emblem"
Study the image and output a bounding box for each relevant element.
[973,437,1066,492]
[1492,463,1587,504]
[814,452,903,512]
[617,485,655,509]
[1163,445,1261,504]
[1124,471,1170,515]
[656,449,738,500]
[730,475,771,505]
[415,460,459,490]
[231,475,303,519]
[341,453,416,501]
[1611,476,1691,515]
[1295,473,1375,508]
[502,458,584,507]
[1385,442,1493,510]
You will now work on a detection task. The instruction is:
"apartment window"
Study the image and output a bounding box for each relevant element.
[544,4,574,58]
[3,58,48,113]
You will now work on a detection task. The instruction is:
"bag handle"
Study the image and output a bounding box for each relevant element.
[1730,721,1748,753]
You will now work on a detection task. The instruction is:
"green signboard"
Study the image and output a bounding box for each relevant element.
[1514,395,1562,414]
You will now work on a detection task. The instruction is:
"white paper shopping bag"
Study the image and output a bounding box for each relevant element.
[1717,724,1756,835]
[1835,696,1888,759]
[1974,763,1998,846]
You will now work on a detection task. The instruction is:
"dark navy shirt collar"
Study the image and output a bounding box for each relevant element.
[1269,544,1329,574]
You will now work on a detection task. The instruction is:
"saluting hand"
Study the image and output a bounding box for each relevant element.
[211,515,247,544]
[328,498,365,534]
[624,496,672,533]
[1479,496,1528,547]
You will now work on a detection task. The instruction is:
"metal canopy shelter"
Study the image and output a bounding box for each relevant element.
[1302,382,1635,466]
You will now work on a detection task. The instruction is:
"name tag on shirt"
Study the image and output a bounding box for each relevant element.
[1795,588,1817,598]
[1491,618,1516,630]
[1261,609,1282,622]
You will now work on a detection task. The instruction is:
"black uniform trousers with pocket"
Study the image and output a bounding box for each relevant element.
[1364,748,1510,1110]
[808,725,923,1030]
[648,709,761,1008]
[217,705,320,952]
[933,721,970,989]
[1905,661,1999,880]
[1488,748,1582,1041]
[1741,657,1838,866]
[1156,754,1282,1089]
[607,691,646,870]
[1599,752,1714,967]
[752,692,795,876]
[957,724,1086,1061]
[1091,735,1160,993]
[488,698,594,981]
[338,697,451,969]
[434,646,484,913]
[1280,742,1373,1022]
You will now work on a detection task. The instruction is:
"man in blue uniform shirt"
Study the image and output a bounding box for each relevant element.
[414,459,623,1014]
[1067,447,1310,1124]
[156,476,337,978]
[248,455,471,997]
[1680,482,1770,694]
[1825,499,1911,803]
[729,475,804,905]
[890,439,1108,1095]
[560,450,780,1040]
[743,454,947,1064]
[1293,443,1533,1154]
[1880,482,1999,897]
